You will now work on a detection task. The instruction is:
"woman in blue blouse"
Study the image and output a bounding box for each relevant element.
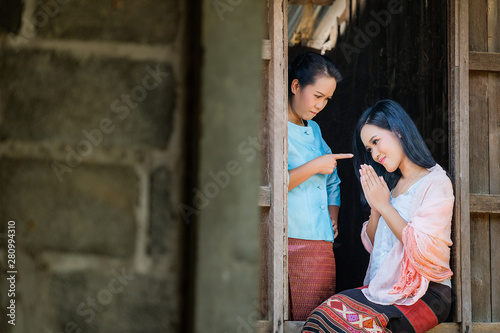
[287,52,352,320]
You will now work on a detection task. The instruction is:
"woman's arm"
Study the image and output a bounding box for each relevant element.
[328,205,339,238]
[377,205,407,242]
[359,164,407,242]
[288,159,321,191]
[289,153,353,191]
[365,209,381,245]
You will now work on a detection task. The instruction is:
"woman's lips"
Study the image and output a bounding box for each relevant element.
[310,111,318,116]
[380,157,386,164]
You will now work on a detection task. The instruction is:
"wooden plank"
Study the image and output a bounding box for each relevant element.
[259,186,272,207]
[470,212,492,321]
[458,0,472,330]
[284,321,304,332]
[257,320,272,333]
[288,0,334,5]
[469,52,500,72]
[268,0,288,330]
[488,0,500,53]
[473,323,500,332]
[428,323,460,333]
[468,70,491,321]
[262,39,272,61]
[449,0,471,329]
[489,73,500,321]
[260,32,271,321]
[470,194,500,214]
[468,0,488,52]
[488,0,500,321]
[432,322,500,332]
[283,322,500,333]
[449,5,460,324]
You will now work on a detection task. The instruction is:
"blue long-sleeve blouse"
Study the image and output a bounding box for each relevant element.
[287,120,341,242]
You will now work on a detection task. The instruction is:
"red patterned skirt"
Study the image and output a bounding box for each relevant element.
[302,282,451,333]
[288,238,336,321]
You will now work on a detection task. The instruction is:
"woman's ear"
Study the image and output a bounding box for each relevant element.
[290,78,300,95]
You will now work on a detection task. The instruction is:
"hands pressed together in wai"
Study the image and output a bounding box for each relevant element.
[359,164,391,214]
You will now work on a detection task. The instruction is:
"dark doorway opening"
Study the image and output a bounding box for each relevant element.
[289,0,448,293]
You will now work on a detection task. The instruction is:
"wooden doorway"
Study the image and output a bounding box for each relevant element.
[259,0,500,332]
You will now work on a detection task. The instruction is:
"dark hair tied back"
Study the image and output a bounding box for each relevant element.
[288,52,342,97]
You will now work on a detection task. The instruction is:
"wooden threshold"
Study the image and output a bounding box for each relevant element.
[280,322,500,333]
[288,0,334,5]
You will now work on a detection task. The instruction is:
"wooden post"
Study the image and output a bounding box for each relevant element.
[487,0,500,322]
[449,0,471,331]
[469,0,492,322]
[265,0,289,331]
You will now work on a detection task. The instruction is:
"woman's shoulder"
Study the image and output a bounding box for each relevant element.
[409,164,454,216]
[420,164,454,195]
[307,119,322,133]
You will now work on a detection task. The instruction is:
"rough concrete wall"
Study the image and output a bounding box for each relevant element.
[194,1,264,332]
[0,0,186,332]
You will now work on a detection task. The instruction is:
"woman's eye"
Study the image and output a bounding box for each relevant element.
[373,139,379,145]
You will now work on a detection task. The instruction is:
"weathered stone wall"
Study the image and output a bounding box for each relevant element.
[0,0,186,331]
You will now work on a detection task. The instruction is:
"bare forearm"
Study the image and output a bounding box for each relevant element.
[365,209,380,245]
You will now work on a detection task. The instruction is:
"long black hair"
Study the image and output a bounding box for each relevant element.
[288,52,342,98]
[352,100,436,206]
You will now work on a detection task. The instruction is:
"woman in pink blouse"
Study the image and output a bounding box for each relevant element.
[302,100,454,333]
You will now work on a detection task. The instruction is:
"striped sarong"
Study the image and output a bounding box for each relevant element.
[288,238,336,321]
[302,282,451,333]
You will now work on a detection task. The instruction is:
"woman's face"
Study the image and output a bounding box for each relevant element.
[289,76,337,121]
[360,124,405,173]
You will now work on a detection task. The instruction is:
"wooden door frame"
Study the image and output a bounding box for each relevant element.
[260,0,500,332]
[260,1,288,333]
[448,0,471,332]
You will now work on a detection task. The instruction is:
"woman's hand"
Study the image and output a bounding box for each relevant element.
[359,164,390,213]
[314,153,353,174]
[360,164,408,242]
[289,153,352,191]
[328,205,339,239]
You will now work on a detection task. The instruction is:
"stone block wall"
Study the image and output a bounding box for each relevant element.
[0,0,186,331]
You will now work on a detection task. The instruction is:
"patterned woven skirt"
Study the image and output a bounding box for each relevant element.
[302,282,451,333]
[288,238,336,321]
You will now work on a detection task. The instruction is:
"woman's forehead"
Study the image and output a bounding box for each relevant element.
[360,125,390,143]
